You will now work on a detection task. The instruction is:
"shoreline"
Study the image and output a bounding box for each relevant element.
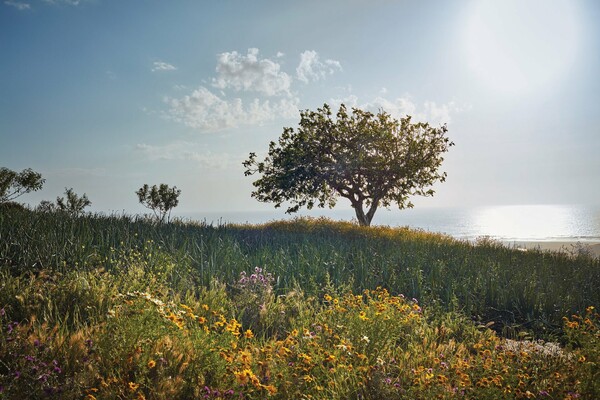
[501,240,600,258]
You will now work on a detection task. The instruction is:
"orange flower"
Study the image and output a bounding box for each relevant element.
[128,382,140,392]
[147,359,156,368]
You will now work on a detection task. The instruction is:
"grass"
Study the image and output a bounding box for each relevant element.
[0,207,599,398]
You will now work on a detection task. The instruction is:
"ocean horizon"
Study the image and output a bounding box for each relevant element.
[174,204,600,243]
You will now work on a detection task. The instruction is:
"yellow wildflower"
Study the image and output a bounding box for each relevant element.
[244,329,254,339]
[128,382,139,392]
[147,359,156,368]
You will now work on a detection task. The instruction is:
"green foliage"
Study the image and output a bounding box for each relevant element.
[0,208,599,339]
[0,167,45,204]
[136,183,181,223]
[55,188,91,216]
[244,104,454,226]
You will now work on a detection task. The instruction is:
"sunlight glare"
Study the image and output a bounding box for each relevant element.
[463,0,581,95]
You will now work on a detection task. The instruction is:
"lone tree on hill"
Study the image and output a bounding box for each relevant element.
[0,167,45,204]
[136,183,181,223]
[243,103,454,227]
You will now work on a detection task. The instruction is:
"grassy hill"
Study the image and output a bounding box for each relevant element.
[0,208,598,398]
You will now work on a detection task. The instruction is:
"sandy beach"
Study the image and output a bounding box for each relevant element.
[502,240,600,258]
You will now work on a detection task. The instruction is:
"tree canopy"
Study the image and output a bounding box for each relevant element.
[243,103,454,226]
[0,167,45,204]
[136,183,181,223]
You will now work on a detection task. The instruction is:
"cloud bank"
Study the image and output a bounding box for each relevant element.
[329,95,467,126]
[165,87,299,131]
[296,50,342,83]
[212,48,292,96]
[165,48,342,132]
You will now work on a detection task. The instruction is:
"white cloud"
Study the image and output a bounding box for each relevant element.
[152,61,177,72]
[165,86,299,131]
[42,0,85,5]
[296,50,342,83]
[212,48,291,96]
[135,141,239,170]
[4,1,30,9]
[329,94,468,126]
[364,96,467,125]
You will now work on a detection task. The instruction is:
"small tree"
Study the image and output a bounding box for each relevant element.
[136,183,181,223]
[56,188,91,216]
[243,103,454,227]
[0,167,45,204]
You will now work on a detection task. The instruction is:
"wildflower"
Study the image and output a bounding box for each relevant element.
[147,359,156,368]
[240,350,252,364]
[586,306,595,313]
[324,294,332,302]
[198,316,206,324]
[358,311,369,321]
[128,382,140,392]
[234,369,253,385]
[244,329,254,339]
[262,384,277,395]
[361,335,370,343]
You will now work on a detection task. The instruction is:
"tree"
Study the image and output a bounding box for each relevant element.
[0,167,45,204]
[243,103,454,227]
[56,188,92,216]
[136,183,181,223]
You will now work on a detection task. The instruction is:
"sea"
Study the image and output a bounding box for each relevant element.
[178,204,600,243]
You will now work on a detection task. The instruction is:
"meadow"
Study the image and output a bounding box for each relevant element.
[0,207,599,399]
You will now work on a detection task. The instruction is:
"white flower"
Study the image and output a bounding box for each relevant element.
[361,335,370,343]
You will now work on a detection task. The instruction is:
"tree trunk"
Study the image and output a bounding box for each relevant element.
[353,201,378,227]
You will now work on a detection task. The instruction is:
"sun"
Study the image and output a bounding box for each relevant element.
[463,0,581,95]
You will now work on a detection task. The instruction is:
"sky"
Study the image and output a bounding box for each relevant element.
[1,0,599,220]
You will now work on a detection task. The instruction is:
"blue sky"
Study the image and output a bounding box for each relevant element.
[1,0,599,219]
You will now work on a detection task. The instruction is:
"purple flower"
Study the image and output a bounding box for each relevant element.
[33,339,40,347]
[25,355,36,362]
[7,321,18,334]
[539,391,549,396]
[14,370,21,379]
[0,308,5,317]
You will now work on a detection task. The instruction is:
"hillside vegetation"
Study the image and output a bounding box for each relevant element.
[0,208,598,399]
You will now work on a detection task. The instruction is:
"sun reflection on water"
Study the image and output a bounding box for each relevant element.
[471,205,591,241]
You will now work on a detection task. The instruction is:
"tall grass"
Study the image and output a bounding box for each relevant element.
[1,207,598,336]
